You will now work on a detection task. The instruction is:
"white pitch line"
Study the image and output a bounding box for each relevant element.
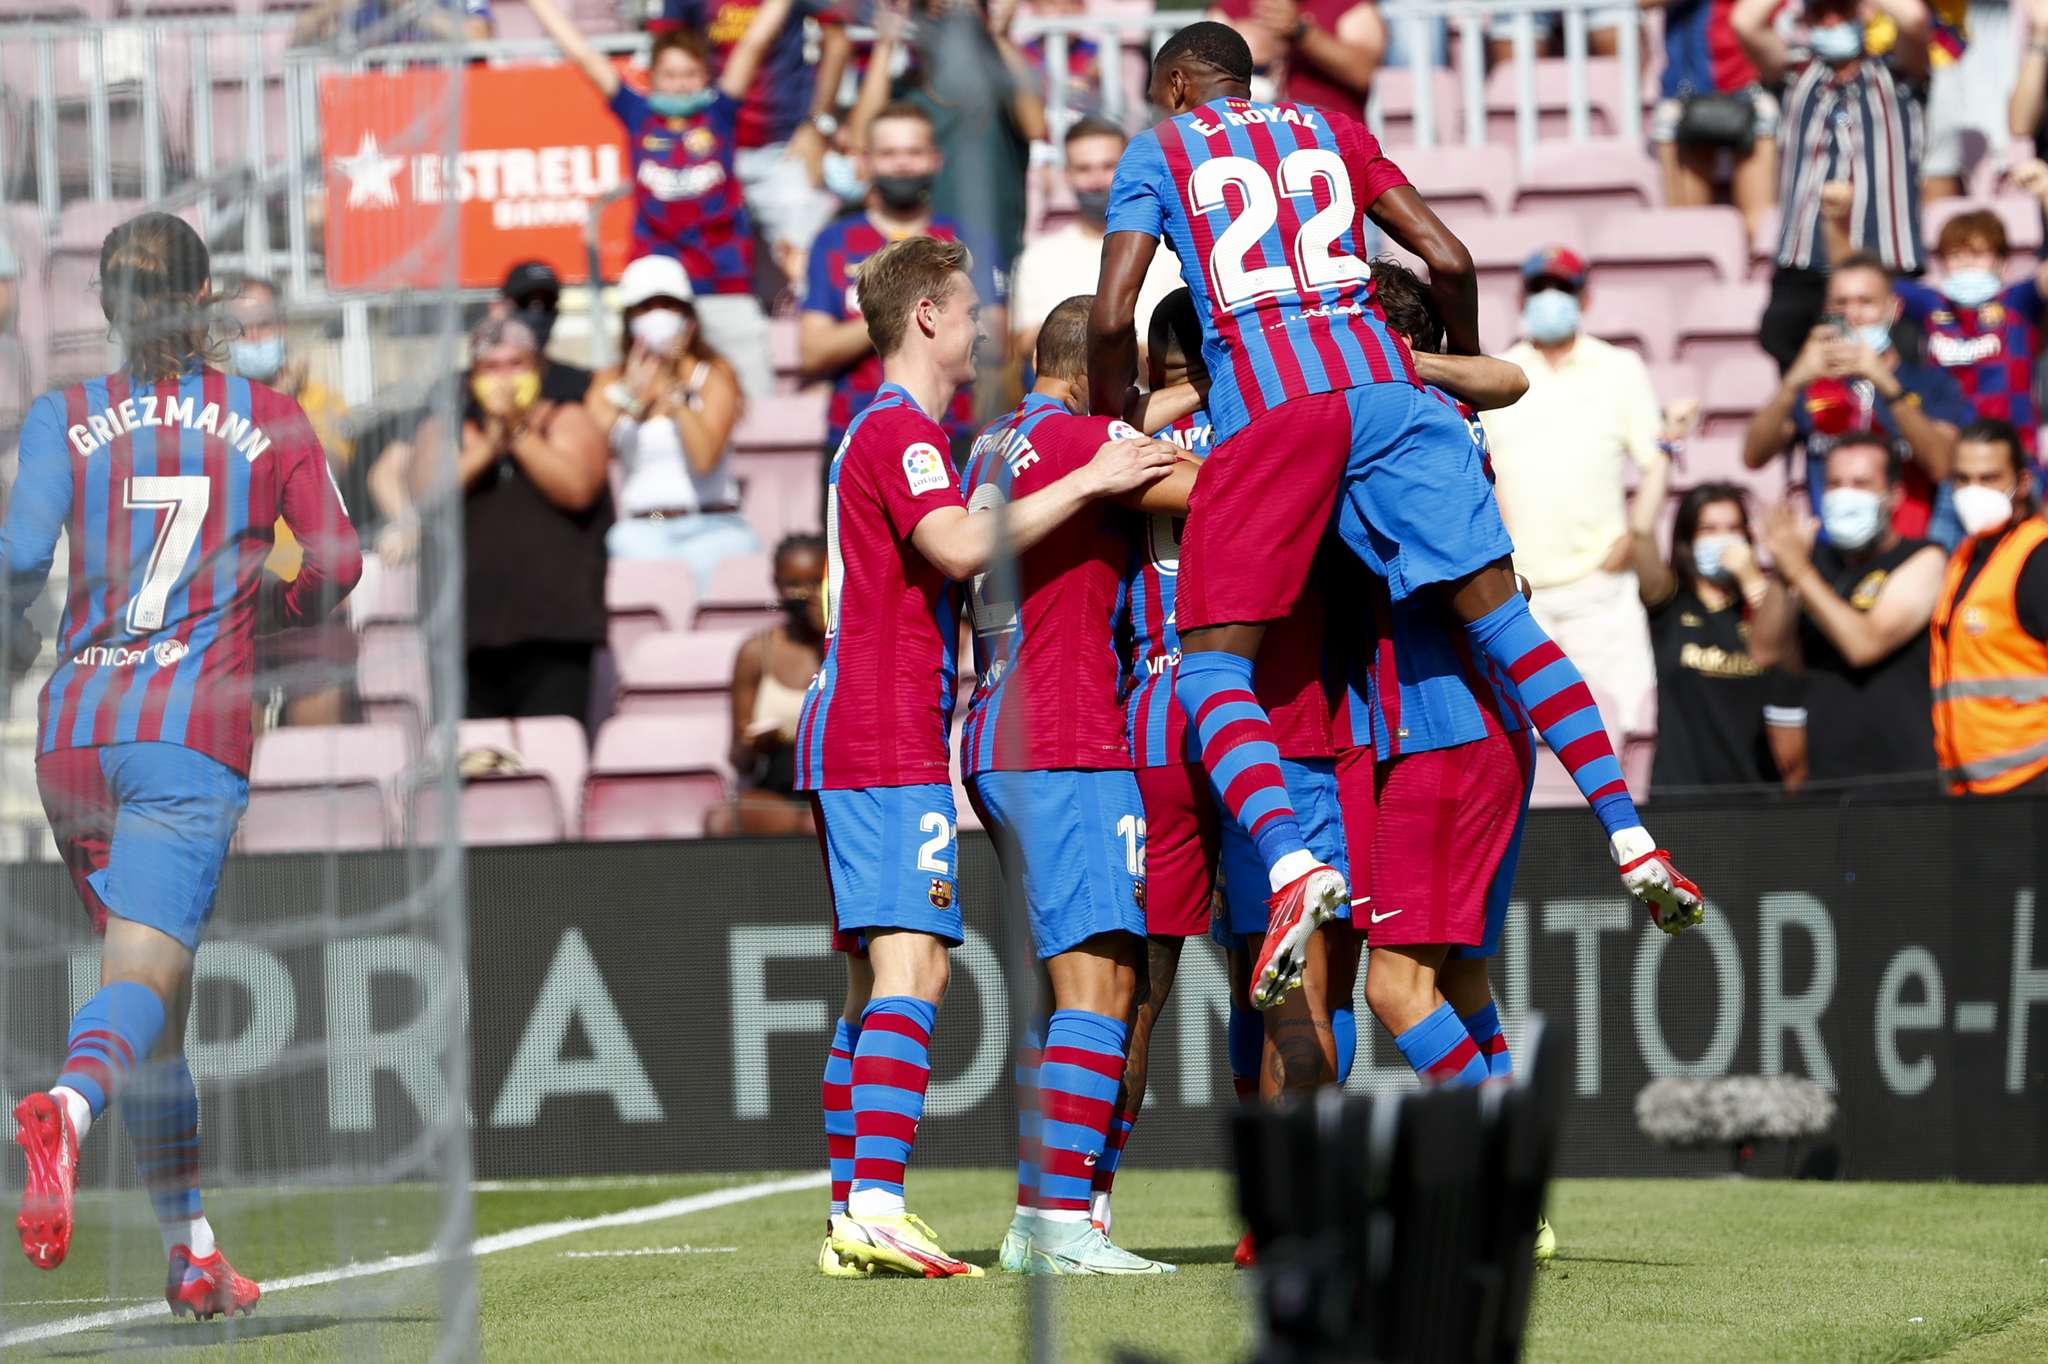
[0,1170,828,1348]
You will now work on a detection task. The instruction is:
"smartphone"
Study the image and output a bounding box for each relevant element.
[1820,311,1851,338]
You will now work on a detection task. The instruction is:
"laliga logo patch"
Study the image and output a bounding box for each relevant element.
[153,638,188,666]
[1107,420,1141,439]
[903,443,950,496]
[928,878,954,910]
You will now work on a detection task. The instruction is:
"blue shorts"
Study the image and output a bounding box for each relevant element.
[1331,384,1515,602]
[966,768,1147,959]
[812,784,964,946]
[1216,756,1349,940]
[36,741,249,952]
[1447,748,1535,960]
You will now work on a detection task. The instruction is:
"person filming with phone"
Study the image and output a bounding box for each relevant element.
[1743,249,1973,549]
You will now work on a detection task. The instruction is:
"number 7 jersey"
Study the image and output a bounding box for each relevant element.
[3,368,362,775]
[1105,96,1419,442]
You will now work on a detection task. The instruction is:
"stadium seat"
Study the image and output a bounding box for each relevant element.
[356,623,431,750]
[1621,689,1657,802]
[582,714,733,840]
[768,316,804,393]
[1673,281,1772,366]
[732,389,828,452]
[1512,140,1660,219]
[1586,207,1749,288]
[1699,351,1779,437]
[241,723,411,852]
[1483,55,1634,145]
[1581,282,1674,362]
[1748,204,1780,279]
[616,627,750,721]
[1396,144,1514,217]
[412,717,583,846]
[1922,194,2046,258]
[607,558,697,662]
[1372,66,1468,149]
[1404,211,1585,335]
[1644,360,1704,411]
[350,554,420,629]
[694,550,780,630]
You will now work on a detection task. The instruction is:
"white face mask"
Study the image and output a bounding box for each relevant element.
[1854,322,1893,354]
[630,307,687,354]
[1953,483,2017,537]
[1940,269,2002,311]
[1693,534,1740,582]
[1808,18,1865,61]
[1821,486,1886,551]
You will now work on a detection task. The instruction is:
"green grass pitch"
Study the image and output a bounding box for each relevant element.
[2,1172,2046,1362]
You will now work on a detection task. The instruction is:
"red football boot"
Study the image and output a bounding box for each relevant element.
[167,1246,260,1320]
[1233,1232,1257,1267]
[15,1092,79,1270]
[1250,864,1346,1009]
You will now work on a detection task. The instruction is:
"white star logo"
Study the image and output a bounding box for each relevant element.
[334,132,404,210]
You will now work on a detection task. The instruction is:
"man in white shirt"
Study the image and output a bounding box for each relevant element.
[1480,246,1680,742]
[1010,117,1185,367]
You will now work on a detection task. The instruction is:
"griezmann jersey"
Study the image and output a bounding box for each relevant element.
[3,368,362,775]
[1119,408,1212,769]
[1896,279,2046,455]
[796,383,965,790]
[803,211,1004,452]
[1104,96,1418,443]
[959,394,1134,774]
[609,85,754,296]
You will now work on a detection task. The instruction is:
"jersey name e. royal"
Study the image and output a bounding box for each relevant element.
[1105,96,1418,443]
[796,383,966,790]
[959,394,1133,774]
[4,368,360,775]
[1119,408,1211,768]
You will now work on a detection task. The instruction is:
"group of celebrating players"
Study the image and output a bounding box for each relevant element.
[801,21,1705,1280]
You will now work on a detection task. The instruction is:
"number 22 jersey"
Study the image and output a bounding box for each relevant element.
[1105,97,1418,443]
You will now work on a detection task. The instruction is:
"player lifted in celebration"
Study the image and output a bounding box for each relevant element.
[961,296,1189,1276]
[799,238,1174,1279]
[5,214,361,1317]
[1091,24,1703,1005]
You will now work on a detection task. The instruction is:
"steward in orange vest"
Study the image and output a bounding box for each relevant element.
[1930,421,2048,794]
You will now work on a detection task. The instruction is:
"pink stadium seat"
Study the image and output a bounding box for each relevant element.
[1586,207,1749,288]
[1749,205,1780,278]
[1397,143,1514,216]
[350,555,419,628]
[1645,360,1704,410]
[1453,211,1588,278]
[607,558,698,662]
[694,550,779,630]
[410,717,589,846]
[241,723,411,852]
[1673,281,1771,366]
[1483,56,1635,144]
[1512,140,1660,219]
[1581,282,1674,362]
[1373,65,1466,147]
[1923,194,2046,257]
[768,316,803,392]
[582,714,733,840]
[1699,351,1779,437]
[735,452,826,543]
[356,623,429,748]
[732,390,828,452]
[617,628,750,721]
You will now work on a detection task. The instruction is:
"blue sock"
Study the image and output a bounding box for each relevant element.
[119,1057,203,1231]
[850,997,938,1208]
[1463,595,1638,838]
[1461,1001,1512,1081]
[1015,1016,1046,1211]
[1227,997,1262,1106]
[1394,1001,1489,1089]
[1332,1003,1356,1086]
[1036,1010,1127,1218]
[57,981,166,1118]
[823,1020,859,1215]
[1174,651,1308,876]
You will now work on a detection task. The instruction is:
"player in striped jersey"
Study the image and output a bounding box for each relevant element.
[798,238,1175,1278]
[5,214,361,1316]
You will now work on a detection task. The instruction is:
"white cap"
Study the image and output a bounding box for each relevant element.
[617,254,695,308]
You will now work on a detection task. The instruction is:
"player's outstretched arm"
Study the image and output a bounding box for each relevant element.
[911,435,1179,579]
[1412,353,1528,409]
[1089,233,1162,418]
[719,0,796,100]
[1366,186,1480,355]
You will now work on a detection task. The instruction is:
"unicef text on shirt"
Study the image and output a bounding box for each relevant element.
[73,639,188,669]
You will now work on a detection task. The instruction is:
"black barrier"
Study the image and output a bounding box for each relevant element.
[5,796,2048,1186]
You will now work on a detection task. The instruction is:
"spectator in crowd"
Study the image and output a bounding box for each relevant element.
[1479,246,1676,743]
[1019,0,1106,120]
[1009,117,1186,371]
[527,0,789,399]
[1755,435,1946,793]
[1644,0,1780,237]
[412,317,612,730]
[1742,249,1970,547]
[710,533,826,835]
[295,0,491,45]
[491,260,592,398]
[230,279,362,728]
[656,0,851,277]
[1930,418,2048,793]
[1893,178,2048,466]
[1733,0,1932,372]
[801,100,1003,458]
[2008,0,2048,215]
[587,254,758,583]
[1862,0,1968,200]
[1632,478,1810,793]
[1209,0,1385,116]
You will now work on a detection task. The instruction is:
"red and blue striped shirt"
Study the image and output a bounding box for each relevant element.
[610,85,755,296]
[1118,408,1210,769]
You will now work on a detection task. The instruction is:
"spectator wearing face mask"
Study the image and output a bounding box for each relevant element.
[493,260,591,399]
[1929,418,2048,793]
[1744,250,1971,548]
[1008,118,1187,373]
[1632,480,1808,793]
[800,99,1003,461]
[709,533,827,835]
[587,254,758,585]
[1755,435,1946,793]
[1479,246,1680,745]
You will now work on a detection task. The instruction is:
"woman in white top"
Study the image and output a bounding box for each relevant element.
[588,254,759,587]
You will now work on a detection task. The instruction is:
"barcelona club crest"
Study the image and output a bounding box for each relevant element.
[1133,881,1146,910]
[928,878,954,910]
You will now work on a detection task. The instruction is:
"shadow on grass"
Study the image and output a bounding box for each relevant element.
[48,1313,424,1356]
[1131,1246,1240,1266]
[1552,1254,1690,1267]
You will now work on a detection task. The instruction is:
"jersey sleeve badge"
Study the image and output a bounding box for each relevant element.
[903,442,951,497]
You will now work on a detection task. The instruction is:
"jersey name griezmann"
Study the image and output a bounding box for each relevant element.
[67,396,274,461]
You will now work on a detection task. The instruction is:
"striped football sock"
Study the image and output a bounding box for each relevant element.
[822,1019,859,1215]
[1090,1108,1137,1196]
[1015,1016,1046,1214]
[848,996,938,1219]
[1175,652,1309,880]
[118,1056,212,1256]
[56,981,167,1127]
[1461,1001,1512,1081]
[1394,1002,1490,1089]
[1332,1002,1356,1086]
[1036,1010,1128,1222]
[1463,596,1638,838]
[1228,998,1262,1107]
